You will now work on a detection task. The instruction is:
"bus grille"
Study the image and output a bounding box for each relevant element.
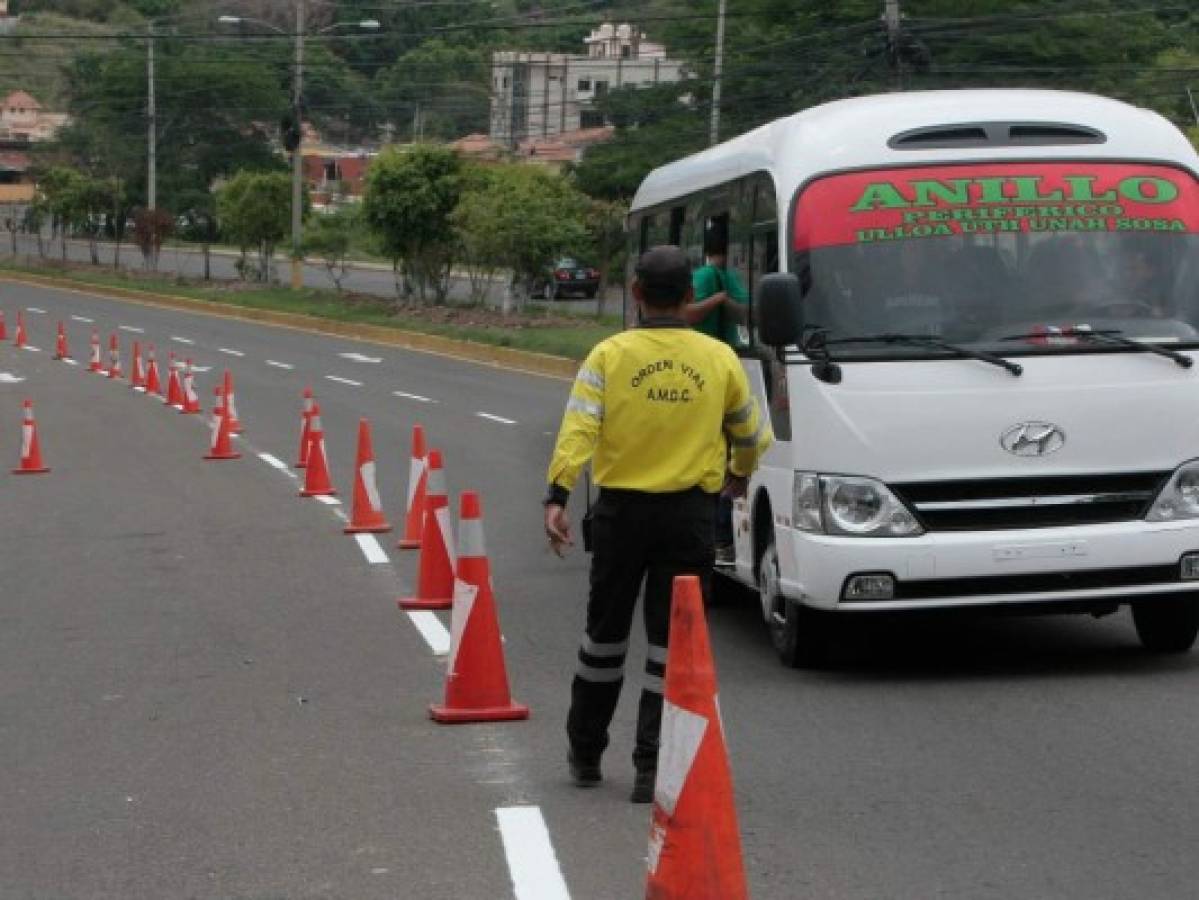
[891,472,1169,532]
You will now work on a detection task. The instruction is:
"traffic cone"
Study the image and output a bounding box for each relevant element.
[397,449,455,610]
[164,353,182,407]
[299,403,336,497]
[145,344,162,396]
[430,491,529,723]
[106,333,122,379]
[204,373,241,461]
[222,371,243,434]
[397,423,428,550]
[88,328,103,373]
[344,418,392,534]
[179,359,201,414]
[12,399,50,474]
[53,321,70,360]
[13,311,26,348]
[645,575,748,900]
[294,387,314,468]
[0,310,6,340]
[130,341,146,390]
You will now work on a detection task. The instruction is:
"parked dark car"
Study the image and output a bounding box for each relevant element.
[534,257,601,300]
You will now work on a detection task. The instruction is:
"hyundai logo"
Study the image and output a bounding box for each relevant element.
[1000,422,1066,457]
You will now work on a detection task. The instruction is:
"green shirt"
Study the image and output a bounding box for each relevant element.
[691,264,749,349]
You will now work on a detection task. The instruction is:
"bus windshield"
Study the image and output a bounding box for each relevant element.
[791,162,1199,356]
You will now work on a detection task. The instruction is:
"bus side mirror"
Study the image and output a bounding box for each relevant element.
[755,272,803,347]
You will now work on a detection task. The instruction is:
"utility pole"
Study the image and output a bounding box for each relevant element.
[1188,86,1199,127]
[883,0,903,90]
[146,24,156,212]
[290,0,305,290]
[708,0,727,147]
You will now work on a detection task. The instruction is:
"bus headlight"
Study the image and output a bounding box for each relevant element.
[1147,460,1199,521]
[793,473,923,537]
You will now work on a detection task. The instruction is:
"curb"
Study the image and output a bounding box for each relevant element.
[0,270,581,381]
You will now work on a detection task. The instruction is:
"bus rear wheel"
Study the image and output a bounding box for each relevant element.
[1131,597,1199,653]
[759,540,832,668]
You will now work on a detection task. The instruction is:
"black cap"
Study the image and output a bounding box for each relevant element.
[635,245,691,304]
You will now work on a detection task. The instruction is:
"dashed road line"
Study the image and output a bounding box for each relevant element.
[119,325,144,334]
[25,306,46,314]
[22,346,41,352]
[170,336,194,345]
[406,611,451,656]
[218,348,244,357]
[314,494,341,506]
[266,359,294,370]
[62,358,78,366]
[257,451,294,474]
[496,807,572,900]
[394,390,435,404]
[325,375,363,387]
[477,412,517,425]
[71,315,94,323]
[339,352,382,364]
[354,534,390,565]
[190,365,212,373]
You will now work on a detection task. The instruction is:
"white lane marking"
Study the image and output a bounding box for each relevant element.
[171,336,194,345]
[22,346,41,353]
[257,452,290,472]
[407,611,451,656]
[314,494,341,506]
[394,390,435,404]
[339,352,382,364]
[477,412,517,425]
[325,375,362,387]
[354,534,390,565]
[119,325,144,334]
[71,315,94,323]
[266,359,294,370]
[26,306,46,314]
[0,373,25,383]
[495,807,571,900]
[62,358,78,366]
[191,365,212,373]
[218,348,244,357]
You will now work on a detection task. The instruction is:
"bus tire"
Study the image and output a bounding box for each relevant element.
[759,538,831,668]
[1132,597,1199,653]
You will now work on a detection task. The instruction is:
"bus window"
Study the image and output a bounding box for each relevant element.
[669,206,685,245]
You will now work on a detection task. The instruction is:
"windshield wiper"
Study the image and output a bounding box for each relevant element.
[999,327,1193,369]
[827,332,1023,376]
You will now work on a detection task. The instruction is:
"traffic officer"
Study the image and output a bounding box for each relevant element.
[544,244,771,803]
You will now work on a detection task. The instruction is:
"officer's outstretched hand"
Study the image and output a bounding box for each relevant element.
[545,504,573,558]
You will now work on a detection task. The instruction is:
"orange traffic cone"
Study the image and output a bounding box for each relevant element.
[299,403,336,497]
[145,344,162,396]
[130,341,146,390]
[88,328,103,373]
[223,372,243,434]
[204,372,241,461]
[164,353,182,407]
[344,418,391,534]
[398,449,454,610]
[179,359,201,414]
[645,575,748,900]
[397,423,428,550]
[0,310,6,340]
[53,321,70,360]
[295,387,314,467]
[106,333,122,378]
[12,399,50,474]
[13,311,26,348]
[430,491,529,723]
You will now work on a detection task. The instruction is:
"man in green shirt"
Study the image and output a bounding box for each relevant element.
[684,227,749,349]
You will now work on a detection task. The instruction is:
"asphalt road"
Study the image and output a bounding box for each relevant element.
[2,282,1198,899]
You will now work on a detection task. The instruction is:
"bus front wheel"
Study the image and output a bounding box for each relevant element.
[1131,597,1199,653]
[759,539,831,668]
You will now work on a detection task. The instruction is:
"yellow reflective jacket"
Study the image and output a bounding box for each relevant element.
[547,324,772,495]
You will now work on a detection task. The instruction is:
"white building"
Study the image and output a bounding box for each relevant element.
[490,23,685,147]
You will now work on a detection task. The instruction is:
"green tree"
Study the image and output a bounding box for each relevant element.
[35,166,88,263]
[362,145,463,303]
[216,171,296,283]
[376,39,491,141]
[303,207,358,293]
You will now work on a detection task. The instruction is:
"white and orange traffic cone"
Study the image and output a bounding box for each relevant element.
[179,359,201,414]
[145,344,162,396]
[130,341,146,391]
[223,372,243,434]
[299,403,336,497]
[106,333,122,379]
[430,491,528,723]
[645,575,748,900]
[53,321,70,360]
[397,423,428,550]
[204,372,241,461]
[88,328,103,373]
[164,353,182,407]
[344,418,391,534]
[12,399,50,475]
[13,311,26,348]
[398,449,455,611]
[295,387,314,468]
[0,310,7,340]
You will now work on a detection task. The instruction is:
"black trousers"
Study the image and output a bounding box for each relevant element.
[566,487,716,772]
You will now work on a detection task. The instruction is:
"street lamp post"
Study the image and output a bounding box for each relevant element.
[218,9,380,289]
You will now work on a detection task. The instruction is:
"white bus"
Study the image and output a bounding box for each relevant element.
[627,89,1199,666]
